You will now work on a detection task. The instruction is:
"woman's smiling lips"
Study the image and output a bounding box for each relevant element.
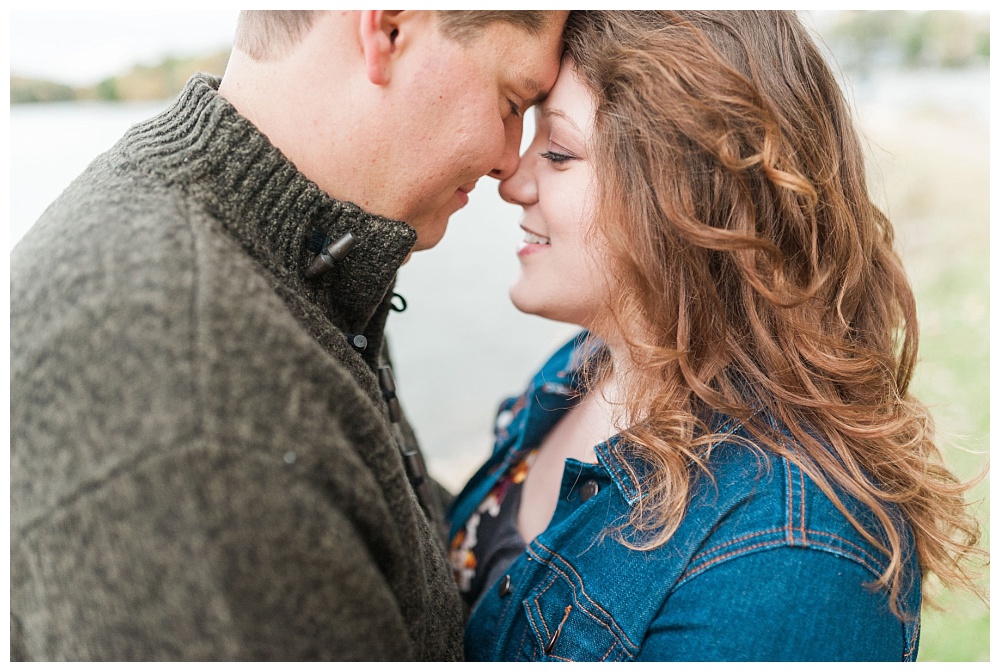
[516,224,551,256]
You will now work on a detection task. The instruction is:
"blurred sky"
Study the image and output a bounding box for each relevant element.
[8,8,992,86]
[10,9,241,85]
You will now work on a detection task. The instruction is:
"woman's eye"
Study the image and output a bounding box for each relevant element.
[508,100,522,119]
[540,150,573,164]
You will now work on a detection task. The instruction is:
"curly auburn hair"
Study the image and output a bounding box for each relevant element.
[562,10,984,616]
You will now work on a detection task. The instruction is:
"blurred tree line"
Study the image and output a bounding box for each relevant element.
[816,10,989,74]
[11,50,230,104]
[9,10,991,105]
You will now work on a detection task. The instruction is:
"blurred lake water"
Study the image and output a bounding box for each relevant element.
[9,63,989,662]
[7,95,584,488]
[8,67,988,490]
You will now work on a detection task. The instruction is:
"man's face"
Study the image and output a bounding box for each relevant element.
[380,13,567,251]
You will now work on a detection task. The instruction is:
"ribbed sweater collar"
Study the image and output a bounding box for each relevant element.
[120,73,417,334]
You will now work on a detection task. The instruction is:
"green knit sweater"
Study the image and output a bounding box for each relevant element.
[10,74,464,661]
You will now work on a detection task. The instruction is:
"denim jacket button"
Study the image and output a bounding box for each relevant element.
[580,480,599,502]
[498,574,512,597]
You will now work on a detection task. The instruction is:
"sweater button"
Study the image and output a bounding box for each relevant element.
[498,574,512,597]
[580,480,599,502]
[347,333,367,351]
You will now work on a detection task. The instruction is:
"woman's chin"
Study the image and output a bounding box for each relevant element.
[508,288,586,328]
[508,287,544,319]
[509,287,560,321]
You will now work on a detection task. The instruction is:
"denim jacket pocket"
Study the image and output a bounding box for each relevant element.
[518,567,636,662]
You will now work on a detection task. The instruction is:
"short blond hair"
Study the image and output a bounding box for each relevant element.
[233,10,319,61]
[435,10,553,43]
[232,10,555,60]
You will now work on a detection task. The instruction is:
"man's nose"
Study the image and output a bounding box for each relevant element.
[489,121,523,181]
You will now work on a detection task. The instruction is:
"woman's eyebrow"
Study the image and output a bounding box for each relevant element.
[539,106,582,133]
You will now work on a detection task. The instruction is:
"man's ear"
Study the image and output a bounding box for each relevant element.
[360,10,405,86]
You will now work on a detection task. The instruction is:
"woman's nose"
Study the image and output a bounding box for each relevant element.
[498,150,537,207]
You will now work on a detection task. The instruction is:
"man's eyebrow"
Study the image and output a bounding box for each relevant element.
[519,76,548,108]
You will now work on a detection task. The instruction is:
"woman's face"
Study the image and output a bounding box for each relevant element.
[499,59,612,329]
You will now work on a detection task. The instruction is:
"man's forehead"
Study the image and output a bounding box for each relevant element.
[470,14,566,104]
[512,29,567,104]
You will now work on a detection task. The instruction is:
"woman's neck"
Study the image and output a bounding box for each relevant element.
[583,344,632,436]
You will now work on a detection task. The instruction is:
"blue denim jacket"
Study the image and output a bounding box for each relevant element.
[448,332,921,662]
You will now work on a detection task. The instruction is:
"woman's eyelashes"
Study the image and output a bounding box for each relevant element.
[540,150,574,164]
[540,151,571,163]
[508,100,522,118]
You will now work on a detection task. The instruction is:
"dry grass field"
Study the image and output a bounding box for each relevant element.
[856,80,989,662]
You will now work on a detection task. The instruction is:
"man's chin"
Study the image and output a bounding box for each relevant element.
[409,216,450,252]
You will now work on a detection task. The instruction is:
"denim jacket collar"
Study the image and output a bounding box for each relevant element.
[451,332,922,662]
